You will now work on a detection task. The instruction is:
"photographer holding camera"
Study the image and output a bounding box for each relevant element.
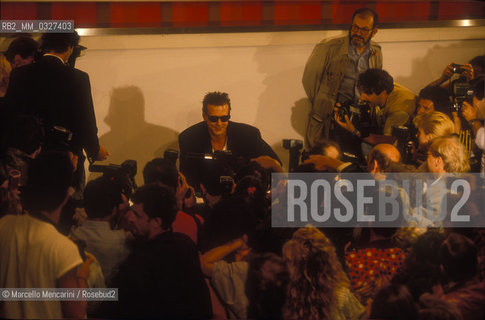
[333,69,415,161]
[334,69,416,135]
[426,59,478,89]
[461,77,485,173]
[425,59,484,168]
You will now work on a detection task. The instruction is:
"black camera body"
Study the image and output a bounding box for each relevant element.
[451,63,467,74]
[89,160,137,199]
[392,125,416,165]
[333,100,375,137]
[451,80,474,111]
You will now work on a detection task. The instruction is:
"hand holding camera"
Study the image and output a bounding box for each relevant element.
[334,105,359,135]
[461,100,478,122]
[333,101,368,137]
[443,62,474,81]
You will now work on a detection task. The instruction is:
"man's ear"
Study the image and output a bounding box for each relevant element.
[67,45,74,58]
[150,217,162,228]
[371,27,378,38]
[429,155,443,171]
[13,54,23,68]
[367,158,377,173]
[372,159,379,173]
[436,156,444,168]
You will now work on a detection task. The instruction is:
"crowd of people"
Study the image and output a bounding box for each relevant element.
[1,7,485,320]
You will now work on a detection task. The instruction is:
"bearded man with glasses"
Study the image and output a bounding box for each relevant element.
[303,7,382,148]
[179,91,280,188]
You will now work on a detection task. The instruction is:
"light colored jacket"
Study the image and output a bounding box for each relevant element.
[302,36,382,147]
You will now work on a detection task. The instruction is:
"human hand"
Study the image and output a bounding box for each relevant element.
[67,152,78,172]
[73,207,88,227]
[76,253,95,281]
[177,172,196,209]
[303,154,343,171]
[460,63,474,82]
[462,101,478,121]
[441,63,455,80]
[333,105,357,134]
[251,155,283,172]
[451,111,461,133]
[96,145,110,161]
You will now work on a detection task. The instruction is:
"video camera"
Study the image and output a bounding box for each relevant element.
[333,100,376,137]
[186,150,238,168]
[184,150,243,193]
[89,160,137,199]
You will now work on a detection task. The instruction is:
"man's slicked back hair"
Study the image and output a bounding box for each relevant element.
[202,91,231,114]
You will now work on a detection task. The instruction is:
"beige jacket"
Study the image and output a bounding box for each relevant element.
[303,36,382,147]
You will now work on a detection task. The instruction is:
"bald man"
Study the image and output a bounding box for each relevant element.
[367,144,401,173]
[304,143,410,174]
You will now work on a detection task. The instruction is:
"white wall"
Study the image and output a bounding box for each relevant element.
[12,26,485,180]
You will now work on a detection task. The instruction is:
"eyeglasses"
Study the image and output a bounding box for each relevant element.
[351,24,373,35]
[208,115,230,122]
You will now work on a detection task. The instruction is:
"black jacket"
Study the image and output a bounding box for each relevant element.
[178,121,280,186]
[4,55,99,159]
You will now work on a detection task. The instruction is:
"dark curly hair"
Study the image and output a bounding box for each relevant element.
[358,69,394,95]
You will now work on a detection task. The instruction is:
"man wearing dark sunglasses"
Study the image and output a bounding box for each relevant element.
[303,7,382,149]
[179,91,280,188]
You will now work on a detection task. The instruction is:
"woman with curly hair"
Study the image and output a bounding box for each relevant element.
[282,226,365,320]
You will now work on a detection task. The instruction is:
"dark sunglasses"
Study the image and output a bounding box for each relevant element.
[208,115,230,122]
